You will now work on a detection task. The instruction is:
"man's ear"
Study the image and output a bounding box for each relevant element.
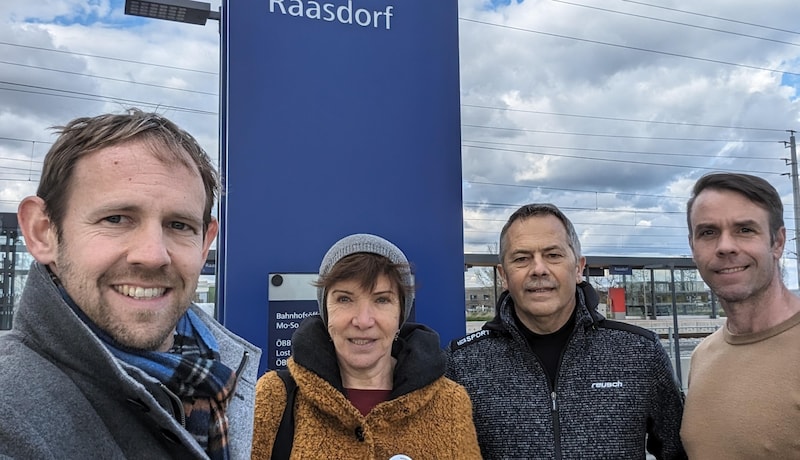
[17,196,58,264]
[497,263,508,290]
[773,226,786,260]
[575,256,587,283]
[201,217,219,261]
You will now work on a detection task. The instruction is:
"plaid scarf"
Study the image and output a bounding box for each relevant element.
[56,279,236,459]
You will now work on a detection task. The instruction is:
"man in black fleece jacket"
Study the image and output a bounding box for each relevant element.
[446,203,686,460]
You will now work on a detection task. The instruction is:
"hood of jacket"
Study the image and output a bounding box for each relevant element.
[292,315,446,399]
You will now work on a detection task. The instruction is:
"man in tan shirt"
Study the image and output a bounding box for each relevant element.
[682,172,800,458]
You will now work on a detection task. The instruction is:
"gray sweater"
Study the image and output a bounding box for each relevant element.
[446,283,687,460]
[0,262,261,459]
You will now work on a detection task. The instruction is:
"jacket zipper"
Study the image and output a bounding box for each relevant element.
[159,383,187,427]
[529,317,581,460]
[526,340,564,460]
[227,350,250,402]
[549,321,582,460]
[551,391,561,460]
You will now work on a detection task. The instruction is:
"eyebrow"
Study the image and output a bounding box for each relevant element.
[511,245,564,254]
[92,203,141,214]
[329,288,396,298]
[734,219,761,228]
[694,218,762,230]
[91,204,203,225]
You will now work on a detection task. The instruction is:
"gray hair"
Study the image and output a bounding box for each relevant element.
[498,203,582,263]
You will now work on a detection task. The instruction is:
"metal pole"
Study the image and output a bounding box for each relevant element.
[493,266,499,306]
[216,3,227,321]
[670,266,682,385]
[789,131,800,289]
[649,268,656,319]
[667,327,674,358]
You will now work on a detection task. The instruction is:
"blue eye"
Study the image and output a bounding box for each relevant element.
[171,221,196,232]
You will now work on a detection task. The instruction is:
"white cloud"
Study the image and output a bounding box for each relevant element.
[2,0,800,284]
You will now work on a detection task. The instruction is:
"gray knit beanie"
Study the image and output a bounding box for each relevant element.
[317,233,414,325]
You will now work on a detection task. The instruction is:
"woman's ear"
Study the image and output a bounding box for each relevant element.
[17,196,58,265]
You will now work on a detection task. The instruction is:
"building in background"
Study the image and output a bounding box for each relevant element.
[0,213,27,330]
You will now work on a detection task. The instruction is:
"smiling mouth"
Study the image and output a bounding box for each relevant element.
[349,339,375,345]
[717,267,747,274]
[115,285,167,299]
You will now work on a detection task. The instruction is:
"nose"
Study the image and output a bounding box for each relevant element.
[715,230,739,256]
[126,222,171,268]
[351,300,376,328]
[529,254,550,277]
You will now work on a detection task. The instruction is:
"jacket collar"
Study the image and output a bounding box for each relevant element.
[14,262,118,376]
[291,315,446,399]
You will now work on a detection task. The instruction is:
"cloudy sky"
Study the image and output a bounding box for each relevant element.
[2,0,800,284]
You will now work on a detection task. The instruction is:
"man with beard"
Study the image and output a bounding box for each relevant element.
[681,173,800,458]
[0,109,261,459]
[447,203,686,459]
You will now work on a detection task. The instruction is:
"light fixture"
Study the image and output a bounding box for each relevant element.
[124,0,219,25]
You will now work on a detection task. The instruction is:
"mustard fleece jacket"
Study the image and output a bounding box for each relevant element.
[251,316,481,460]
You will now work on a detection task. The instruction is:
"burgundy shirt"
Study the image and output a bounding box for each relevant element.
[346,388,392,416]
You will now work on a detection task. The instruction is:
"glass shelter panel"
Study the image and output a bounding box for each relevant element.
[593,268,719,319]
[464,265,499,321]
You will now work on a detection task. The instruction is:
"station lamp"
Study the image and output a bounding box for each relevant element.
[124,0,219,25]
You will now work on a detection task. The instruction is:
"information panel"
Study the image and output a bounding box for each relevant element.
[267,274,317,369]
[220,0,464,374]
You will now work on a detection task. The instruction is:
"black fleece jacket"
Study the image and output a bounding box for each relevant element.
[446,282,687,460]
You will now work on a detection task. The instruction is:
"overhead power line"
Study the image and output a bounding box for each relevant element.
[619,0,800,35]
[0,60,217,96]
[464,201,688,216]
[553,0,800,48]
[462,139,776,161]
[461,104,785,132]
[462,124,785,143]
[0,41,217,75]
[462,145,783,175]
[467,184,683,200]
[0,82,216,116]
[458,18,800,77]
[0,136,52,147]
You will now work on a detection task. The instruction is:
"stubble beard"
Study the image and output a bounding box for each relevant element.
[55,248,192,351]
[711,264,775,313]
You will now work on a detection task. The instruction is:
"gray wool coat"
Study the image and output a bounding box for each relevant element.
[0,262,261,460]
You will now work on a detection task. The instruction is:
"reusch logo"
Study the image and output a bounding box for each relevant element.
[591,380,623,389]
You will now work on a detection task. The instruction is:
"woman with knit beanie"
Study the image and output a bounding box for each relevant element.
[251,233,481,459]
